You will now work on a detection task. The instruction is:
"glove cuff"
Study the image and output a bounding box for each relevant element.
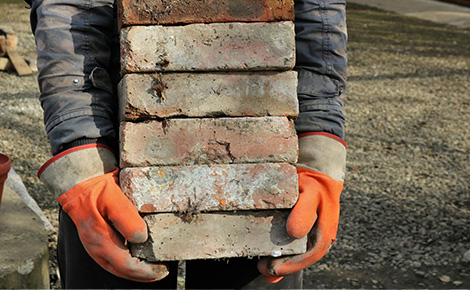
[296,132,346,181]
[38,144,118,198]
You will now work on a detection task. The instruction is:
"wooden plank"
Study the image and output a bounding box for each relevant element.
[6,46,33,76]
[0,27,17,55]
[6,34,18,50]
[0,35,5,57]
[0,57,12,71]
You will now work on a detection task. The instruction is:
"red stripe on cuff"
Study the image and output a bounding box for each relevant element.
[37,143,112,178]
[298,132,347,149]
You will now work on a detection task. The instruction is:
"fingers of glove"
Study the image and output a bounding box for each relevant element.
[102,191,149,244]
[105,252,170,282]
[286,173,320,239]
[265,275,284,283]
[78,223,169,282]
[261,245,328,277]
[286,191,318,239]
[98,172,149,244]
[259,253,309,277]
[257,257,284,283]
[56,169,166,281]
[261,225,336,277]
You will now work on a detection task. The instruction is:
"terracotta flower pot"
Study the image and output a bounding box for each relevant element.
[0,153,11,209]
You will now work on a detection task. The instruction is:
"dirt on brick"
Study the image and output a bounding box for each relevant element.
[118,0,294,25]
[0,1,468,289]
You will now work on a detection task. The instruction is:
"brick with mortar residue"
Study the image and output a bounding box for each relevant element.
[120,163,298,213]
[120,22,295,73]
[118,0,294,26]
[119,117,298,167]
[130,210,307,261]
[118,71,298,121]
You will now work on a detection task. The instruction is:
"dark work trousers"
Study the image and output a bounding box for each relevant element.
[57,209,179,289]
[58,209,302,289]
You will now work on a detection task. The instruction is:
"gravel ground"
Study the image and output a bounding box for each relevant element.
[0,2,469,289]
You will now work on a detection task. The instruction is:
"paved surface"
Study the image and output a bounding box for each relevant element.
[0,184,49,289]
[348,0,470,28]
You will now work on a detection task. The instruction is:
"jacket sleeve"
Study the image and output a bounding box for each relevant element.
[30,0,120,155]
[293,0,348,139]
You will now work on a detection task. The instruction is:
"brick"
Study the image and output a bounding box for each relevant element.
[120,163,298,213]
[120,117,298,167]
[120,22,295,73]
[118,0,294,26]
[118,71,298,121]
[131,210,307,261]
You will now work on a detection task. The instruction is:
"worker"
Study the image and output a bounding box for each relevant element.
[28,0,347,288]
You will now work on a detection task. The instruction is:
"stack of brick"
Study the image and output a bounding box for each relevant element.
[117,0,306,261]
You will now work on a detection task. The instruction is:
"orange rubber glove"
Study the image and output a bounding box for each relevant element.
[39,144,168,282]
[257,132,346,283]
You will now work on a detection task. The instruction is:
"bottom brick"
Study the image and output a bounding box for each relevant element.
[131,210,307,261]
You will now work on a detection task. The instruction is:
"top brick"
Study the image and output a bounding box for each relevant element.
[118,0,294,26]
[120,22,295,73]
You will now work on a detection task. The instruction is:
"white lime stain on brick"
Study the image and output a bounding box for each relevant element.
[120,163,298,213]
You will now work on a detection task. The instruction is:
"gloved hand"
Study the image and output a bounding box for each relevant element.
[258,132,346,283]
[38,144,169,282]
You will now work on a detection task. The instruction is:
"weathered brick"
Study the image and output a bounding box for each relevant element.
[120,22,295,73]
[120,163,298,213]
[118,71,298,121]
[120,117,298,167]
[118,0,294,26]
[131,210,307,261]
